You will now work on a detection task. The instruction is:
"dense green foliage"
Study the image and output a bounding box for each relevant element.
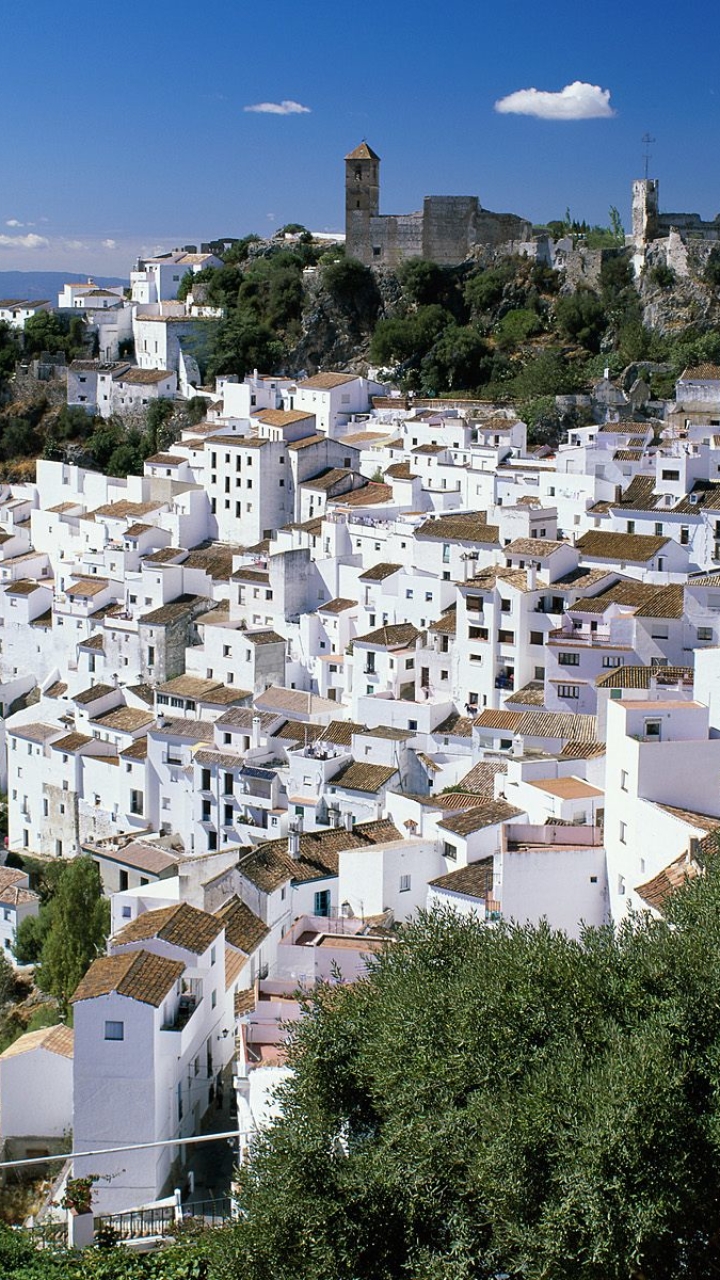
[7,866,720,1275]
[231,864,720,1280]
[23,313,86,362]
[15,857,109,1012]
[0,1219,244,1278]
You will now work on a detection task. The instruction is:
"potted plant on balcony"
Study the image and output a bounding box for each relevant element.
[61,1175,97,1248]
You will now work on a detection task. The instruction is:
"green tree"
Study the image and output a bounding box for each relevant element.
[36,857,109,1011]
[554,289,607,353]
[0,321,21,385]
[420,324,491,393]
[509,348,584,397]
[233,864,720,1279]
[176,269,194,302]
[13,911,50,964]
[23,312,85,361]
[494,307,542,351]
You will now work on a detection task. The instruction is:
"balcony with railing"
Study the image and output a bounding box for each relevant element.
[548,626,614,647]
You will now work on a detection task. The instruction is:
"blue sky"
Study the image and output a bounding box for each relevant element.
[2,0,720,275]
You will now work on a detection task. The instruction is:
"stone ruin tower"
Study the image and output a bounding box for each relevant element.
[345,142,380,264]
[632,178,659,244]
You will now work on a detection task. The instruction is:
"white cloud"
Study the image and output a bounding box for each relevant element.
[5,218,23,227]
[494,81,615,120]
[102,238,117,249]
[0,232,49,250]
[244,99,311,115]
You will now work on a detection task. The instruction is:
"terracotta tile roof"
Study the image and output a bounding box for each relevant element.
[384,462,418,480]
[474,709,523,731]
[573,581,658,614]
[595,664,693,689]
[74,683,115,705]
[113,902,222,954]
[217,707,279,732]
[527,776,603,800]
[72,950,184,1006]
[254,408,315,426]
[0,1024,73,1061]
[331,481,393,507]
[118,368,174,385]
[425,607,455,638]
[225,946,244,990]
[51,731,93,752]
[429,859,494,898]
[671,481,720,515]
[358,562,402,582]
[330,761,398,793]
[119,736,149,761]
[158,674,227,699]
[217,896,269,954]
[576,530,669,563]
[612,475,658,511]
[416,512,499,543]
[93,707,154,733]
[505,538,567,558]
[317,597,358,614]
[319,720,366,746]
[635,850,700,913]
[437,801,523,837]
[244,629,284,646]
[9,722,61,744]
[287,434,326,451]
[183,546,238,580]
[652,803,720,833]
[239,818,402,893]
[235,987,256,1017]
[455,760,508,796]
[515,710,598,740]
[679,364,720,381]
[92,839,179,874]
[5,579,43,596]
[254,686,339,717]
[434,712,474,737]
[505,681,545,707]
[153,718,214,742]
[302,467,353,492]
[270,718,324,742]
[353,622,420,649]
[139,594,211,626]
[298,372,357,389]
[558,740,607,760]
[633,585,685,619]
[44,680,68,699]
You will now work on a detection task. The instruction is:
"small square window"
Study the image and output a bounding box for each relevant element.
[104,1020,124,1041]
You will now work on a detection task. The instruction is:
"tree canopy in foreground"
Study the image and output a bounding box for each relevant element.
[4,863,720,1278]
[236,863,720,1280]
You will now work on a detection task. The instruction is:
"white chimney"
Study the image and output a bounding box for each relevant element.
[527,563,537,591]
[343,811,354,832]
[251,715,261,750]
[288,816,303,860]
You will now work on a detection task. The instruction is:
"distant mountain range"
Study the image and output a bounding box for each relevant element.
[0,271,128,302]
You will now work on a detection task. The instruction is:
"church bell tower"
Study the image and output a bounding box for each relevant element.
[345,142,380,265]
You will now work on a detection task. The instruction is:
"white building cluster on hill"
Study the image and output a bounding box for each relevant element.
[3,329,720,1218]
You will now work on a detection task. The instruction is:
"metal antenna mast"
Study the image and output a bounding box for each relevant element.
[641,133,656,180]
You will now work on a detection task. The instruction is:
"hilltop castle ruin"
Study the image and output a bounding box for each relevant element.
[345,142,531,268]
